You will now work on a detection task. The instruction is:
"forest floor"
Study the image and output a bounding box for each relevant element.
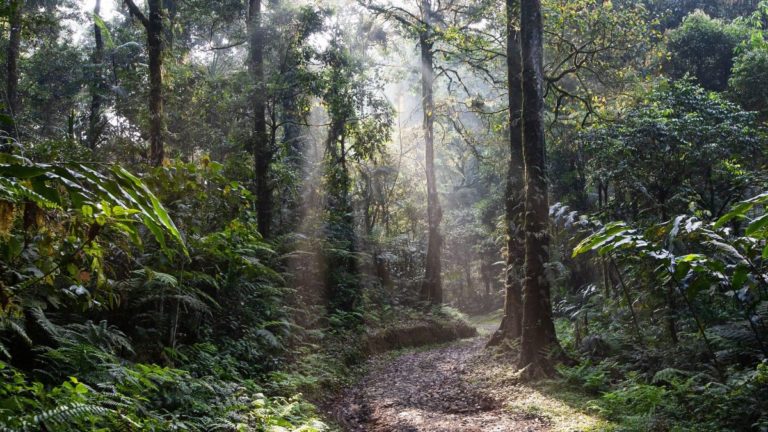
[331,313,614,432]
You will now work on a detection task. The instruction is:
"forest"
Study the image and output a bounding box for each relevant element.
[0,0,767,430]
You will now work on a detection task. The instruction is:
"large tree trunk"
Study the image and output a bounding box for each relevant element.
[124,0,164,165]
[248,0,271,239]
[518,0,562,376]
[489,0,524,346]
[147,0,164,166]
[419,0,443,305]
[88,0,105,151]
[5,0,22,141]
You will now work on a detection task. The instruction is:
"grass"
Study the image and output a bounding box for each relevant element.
[467,309,505,335]
[526,380,617,431]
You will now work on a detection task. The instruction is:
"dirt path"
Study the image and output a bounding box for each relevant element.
[333,330,550,432]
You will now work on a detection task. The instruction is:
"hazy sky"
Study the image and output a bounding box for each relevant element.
[81,0,119,19]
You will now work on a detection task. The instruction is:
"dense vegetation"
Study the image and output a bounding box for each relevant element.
[0,0,766,430]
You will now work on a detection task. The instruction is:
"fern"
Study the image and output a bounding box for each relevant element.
[28,308,64,339]
[0,316,31,349]
[60,321,135,355]
[12,403,113,432]
[652,368,691,384]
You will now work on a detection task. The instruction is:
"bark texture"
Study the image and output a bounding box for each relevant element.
[88,0,105,151]
[518,0,562,374]
[489,0,524,346]
[5,0,23,141]
[248,0,272,239]
[124,0,165,166]
[420,0,443,305]
[147,0,164,166]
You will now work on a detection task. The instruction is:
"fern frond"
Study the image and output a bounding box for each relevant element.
[23,403,112,430]
[29,307,63,339]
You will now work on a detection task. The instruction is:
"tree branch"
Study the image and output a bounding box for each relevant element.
[123,0,149,27]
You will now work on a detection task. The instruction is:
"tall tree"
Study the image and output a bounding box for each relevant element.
[518,0,562,375]
[362,0,444,304]
[419,0,443,305]
[124,0,165,166]
[489,0,524,345]
[88,0,106,151]
[322,38,360,314]
[274,4,323,234]
[248,0,272,239]
[4,0,23,141]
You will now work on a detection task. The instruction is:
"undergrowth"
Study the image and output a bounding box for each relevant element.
[553,329,768,431]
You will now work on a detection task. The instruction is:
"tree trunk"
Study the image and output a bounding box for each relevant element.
[420,0,443,305]
[5,0,22,141]
[123,0,163,164]
[88,0,105,151]
[248,0,271,239]
[481,260,492,298]
[489,0,524,347]
[518,0,562,376]
[464,258,472,301]
[147,0,164,166]
[280,92,303,227]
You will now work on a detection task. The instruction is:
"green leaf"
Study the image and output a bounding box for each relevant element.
[2,160,186,257]
[678,254,706,263]
[716,192,768,229]
[0,164,50,179]
[731,266,749,290]
[111,166,187,256]
[573,222,630,257]
[715,201,752,228]
[746,213,768,237]
[92,13,115,49]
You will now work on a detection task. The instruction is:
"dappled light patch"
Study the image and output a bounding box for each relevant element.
[467,340,614,432]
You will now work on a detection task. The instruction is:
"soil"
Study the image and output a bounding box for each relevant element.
[333,333,550,432]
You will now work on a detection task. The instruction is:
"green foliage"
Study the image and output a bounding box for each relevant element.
[0,359,329,432]
[557,361,613,394]
[0,153,330,432]
[569,190,768,430]
[0,156,188,359]
[596,376,667,424]
[630,0,763,29]
[5,0,765,430]
[556,358,768,431]
[0,154,186,254]
[726,2,768,118]
[582,80,766,222]
[318,19,393,320]
[729,48,768,118]
[665,11,745,91]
